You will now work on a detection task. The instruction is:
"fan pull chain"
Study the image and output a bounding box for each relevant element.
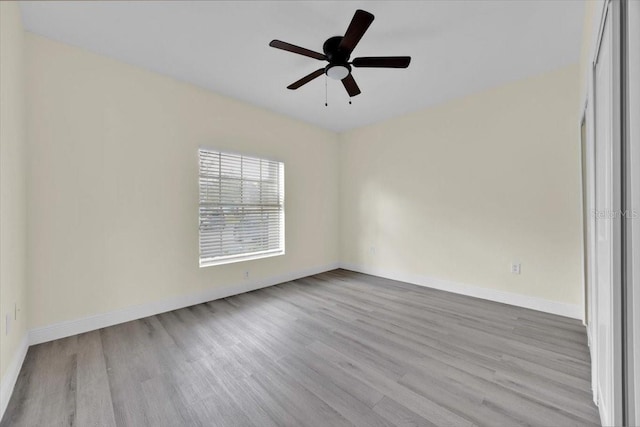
[325,75,328,107]
[349,97,352,105]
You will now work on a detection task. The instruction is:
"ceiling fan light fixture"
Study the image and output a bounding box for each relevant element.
[326,65,350,80]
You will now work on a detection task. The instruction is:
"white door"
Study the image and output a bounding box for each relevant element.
[594,7,615,425]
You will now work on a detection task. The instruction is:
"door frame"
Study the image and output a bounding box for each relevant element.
[622,1,640,425]
[579,0,636,424]
[590,0,624,425]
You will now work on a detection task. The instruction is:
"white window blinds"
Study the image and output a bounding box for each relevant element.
[199,149,284,267]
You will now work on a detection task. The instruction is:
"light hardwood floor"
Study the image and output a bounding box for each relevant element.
[1,269,600,426]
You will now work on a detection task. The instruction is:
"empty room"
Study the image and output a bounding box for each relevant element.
[1,1,639,426]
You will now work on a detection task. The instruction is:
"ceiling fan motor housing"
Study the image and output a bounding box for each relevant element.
[323,36,350,63]
[323,36,352,80]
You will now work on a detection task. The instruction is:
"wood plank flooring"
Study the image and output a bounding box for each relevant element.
[1,269,600,426]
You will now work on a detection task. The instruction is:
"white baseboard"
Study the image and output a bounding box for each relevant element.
[340,263,583,320]
[597,386,608,427]
[586,326,599,406]
[29,262,340,345]
[0,334,28,421]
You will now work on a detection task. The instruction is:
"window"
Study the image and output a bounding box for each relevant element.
[198,149,284,267]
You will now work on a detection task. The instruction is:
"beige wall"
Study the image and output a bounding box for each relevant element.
[339,64,582,306]
[22,29,583,328]
[0,3,28,382]
[26,34,339,330]
[579,1,601,102]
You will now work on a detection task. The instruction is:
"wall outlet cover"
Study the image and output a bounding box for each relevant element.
[5,313,11,335]
[511,263,521,275]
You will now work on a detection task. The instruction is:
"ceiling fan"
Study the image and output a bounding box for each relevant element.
[269,9,411,97]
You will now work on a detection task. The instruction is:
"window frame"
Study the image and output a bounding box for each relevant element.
[198,147,285,268]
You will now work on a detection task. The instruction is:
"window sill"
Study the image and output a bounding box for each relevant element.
[199,250,284,268]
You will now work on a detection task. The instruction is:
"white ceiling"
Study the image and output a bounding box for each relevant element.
[19,1,585,132]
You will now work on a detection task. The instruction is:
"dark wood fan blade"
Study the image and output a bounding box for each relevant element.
[287,68,325,90]
[352,56,411,68]
[339,10,374,54]
[341,74,361,97]
[269,40,326,60]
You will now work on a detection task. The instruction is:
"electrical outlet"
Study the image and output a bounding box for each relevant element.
[370,246,376,255]
[5,314,11,336]
[511,263,521,275]
[244,271,250,279]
